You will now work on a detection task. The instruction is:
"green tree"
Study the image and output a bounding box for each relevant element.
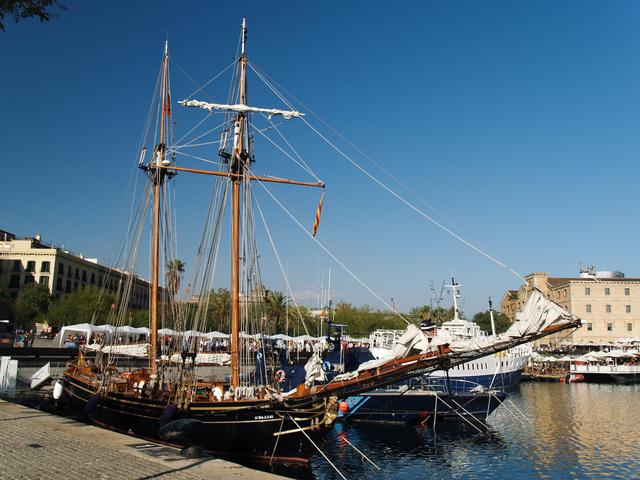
[0,0,66,31]
[206,288,231,332]
[166,259,185,299]
[333,301,407,337]
[472,310,512,334]
[0,283,14,321]
[130,309,149,328]
[266,291,288,334]
[14,283,50,327]
[47,286,115,327]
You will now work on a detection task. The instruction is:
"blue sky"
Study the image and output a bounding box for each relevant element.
[3,1,640,315]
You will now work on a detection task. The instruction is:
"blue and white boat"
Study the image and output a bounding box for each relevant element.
[369,281,530,391]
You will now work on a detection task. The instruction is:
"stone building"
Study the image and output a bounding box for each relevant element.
[501,268,640,345]
[0,231,152,309]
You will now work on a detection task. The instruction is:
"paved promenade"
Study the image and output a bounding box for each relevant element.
[0,400,283,480]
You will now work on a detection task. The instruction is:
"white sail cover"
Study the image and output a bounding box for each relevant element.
[85,343,149,357]
[179,99,304,120]
[333,325,447,381]
[505,290,578,338]
[303,351,326,386]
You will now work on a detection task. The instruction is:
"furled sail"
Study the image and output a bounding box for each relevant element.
[179,99,304,120]
[506,289,578,338]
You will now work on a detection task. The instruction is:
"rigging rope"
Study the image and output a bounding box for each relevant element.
[247,60,526,284]
[254,178,411,325]
[253,187,311,336]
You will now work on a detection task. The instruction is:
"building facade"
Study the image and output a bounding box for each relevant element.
[501,269,640,345]
[0,232,152,309]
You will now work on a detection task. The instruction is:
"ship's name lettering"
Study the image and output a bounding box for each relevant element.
[254,415,274,420]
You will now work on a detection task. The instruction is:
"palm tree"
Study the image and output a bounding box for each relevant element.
[266,291,289,334]
[207,288,231,332]
[166,259,185,299]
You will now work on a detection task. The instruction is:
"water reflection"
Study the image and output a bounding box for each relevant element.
[311,383,640,479]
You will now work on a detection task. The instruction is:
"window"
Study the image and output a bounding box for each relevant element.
[56,277,63,291]
[58,262,64,274]
[74,282,79,290]
[606,304,612,313]
[67,266,72,277]
[65,280,71,293]
[12,260,21,272]
[75,268,79,280]
[627,323,633,332]
[9,275,20,288]
[605,287,610,295]
[587,323,593,331]
[91,273,95,284]
[625,288,630,296]
[26,261,36,272]
[626,305,631,313]
[41,261,50,272]
[82,270,87,282]
[607,323,613,331]
[586,304,592,313]
[39,276,49,287]
[585,287,591,295]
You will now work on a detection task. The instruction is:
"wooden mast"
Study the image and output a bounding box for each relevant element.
[150,41,170,374]
[230,18,248,387]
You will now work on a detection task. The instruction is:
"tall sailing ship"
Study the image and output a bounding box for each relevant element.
[60,19,581,464]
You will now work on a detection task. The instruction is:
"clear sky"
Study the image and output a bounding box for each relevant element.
[3,1,640,316]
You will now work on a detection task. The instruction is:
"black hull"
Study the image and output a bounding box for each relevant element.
[338,390,506,424]
[63,376,332,465]
[581,372,640,384]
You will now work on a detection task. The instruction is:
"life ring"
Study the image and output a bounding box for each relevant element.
[322,361,332,372]
[274,369,286,383]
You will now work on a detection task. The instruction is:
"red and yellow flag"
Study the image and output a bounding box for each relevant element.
[312,191,325,237]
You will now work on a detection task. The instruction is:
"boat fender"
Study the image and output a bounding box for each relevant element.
[52,380,64,400]
[275,369,286,383]
[159,404,178,426]
[85,394,101,415]
[322,361,332,372]
[159,419,203,447]
[338,401,349,413]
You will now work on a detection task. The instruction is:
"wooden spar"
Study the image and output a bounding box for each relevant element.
[149,42,169,374]
[157,165,324,188]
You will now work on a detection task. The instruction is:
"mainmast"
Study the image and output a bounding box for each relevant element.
[149,41,171,374]
[230,18,248,387]
[176,18,321,387]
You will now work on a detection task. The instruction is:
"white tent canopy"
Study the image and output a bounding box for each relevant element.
[53,323,150,346]
[183,330,204,340]
[158,328,180,336]
[53,323,97,346]
[203,331,229,339]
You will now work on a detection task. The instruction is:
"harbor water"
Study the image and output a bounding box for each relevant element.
[309,382,640,479]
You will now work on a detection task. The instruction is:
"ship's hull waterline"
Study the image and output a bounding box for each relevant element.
[339,389,506,424]
[63,375,336,465]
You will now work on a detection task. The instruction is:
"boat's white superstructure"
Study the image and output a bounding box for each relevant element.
[369,281,531,390]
